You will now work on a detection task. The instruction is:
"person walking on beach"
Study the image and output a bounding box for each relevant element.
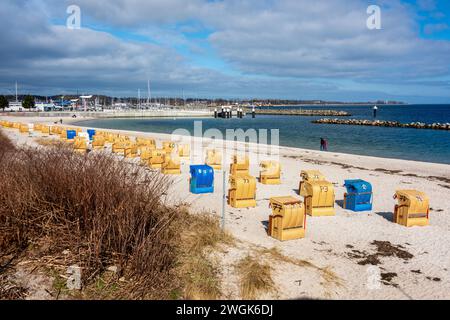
[320,138,328,151]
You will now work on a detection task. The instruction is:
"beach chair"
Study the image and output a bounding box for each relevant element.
[50,126,60,135]
[136,137,156,147]
[67,127,82,135]
[0,120,9,128]
[259,161,281,185]
[60,130,77,143]
[230,154,250,176]
[19,124,30,135]
[58,129,67,141]
[34,124,42,132]
[124,144,138,158]
[148,149,166,169]
[299,170,326,196]
[228,174,257,208]
[112,141,128,155]
[205,149,222,170]
[189,165,214,194]
[163,141,176,153]
[268,196,306,241]
[40,125,50,136]
[139,146,153,165]
[162,153,181,174]
[104,133,115,143]
[393,190,429,227]
[73,137,87,154]
[178,144,191,159]
[136,138,156,154]
[92,135,106,150]
[87,129,96,141]
[303,180,335,217]
[343,180,373,212]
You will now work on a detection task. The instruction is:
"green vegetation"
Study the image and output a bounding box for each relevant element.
[0,95,8,111]
[22,95,35,109]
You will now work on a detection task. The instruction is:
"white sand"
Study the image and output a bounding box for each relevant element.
[2,115,450,300]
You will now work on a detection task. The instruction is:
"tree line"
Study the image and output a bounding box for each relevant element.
[0,95,35,111]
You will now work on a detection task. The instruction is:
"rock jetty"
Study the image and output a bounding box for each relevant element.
[312,118,450,131]
[244,109,351,116]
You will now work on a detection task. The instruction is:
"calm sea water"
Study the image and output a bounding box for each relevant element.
[76,105,450,164]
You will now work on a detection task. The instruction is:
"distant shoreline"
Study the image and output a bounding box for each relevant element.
[261,103,409,107]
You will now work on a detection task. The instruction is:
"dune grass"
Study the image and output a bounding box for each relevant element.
[235,255,275,300]
[175,212,234,300]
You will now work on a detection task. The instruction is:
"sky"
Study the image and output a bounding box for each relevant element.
[0,0,450,103]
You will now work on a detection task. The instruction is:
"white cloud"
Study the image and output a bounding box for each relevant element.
[0,0,450,102]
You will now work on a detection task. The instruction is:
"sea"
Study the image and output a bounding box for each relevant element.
[76,104,450,164]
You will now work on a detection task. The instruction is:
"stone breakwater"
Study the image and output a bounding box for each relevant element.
[312,118,450,131]
[244,109,351,116]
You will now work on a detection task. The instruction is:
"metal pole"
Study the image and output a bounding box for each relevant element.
[222,170,226,230]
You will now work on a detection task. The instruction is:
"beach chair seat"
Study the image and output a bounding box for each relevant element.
[104,133,115,143]
[303,180,335,217]
[34,124,42,132]
[162,153,181,174]
[269,196,306,241]
[299,170,326,196]
[260,161,281,185]
[163,141,176,153]
[228,174,257,208]
[50,126,60,135]
[124,144,138,158]
[393,190,429,227]
[139,146,154,164]
[112,141,128,155]
[148,149,166,169]
[92,135,106,149]
[137,137,156,146]
[0,120,10,128]
[19,124,30,134]
[136,138,156,153]
[230,154,250,176]
[73,137,87,154]
[205,149,222,170]
[40,125,50,136]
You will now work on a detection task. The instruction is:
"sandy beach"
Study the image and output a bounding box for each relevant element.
[1,115,449,300]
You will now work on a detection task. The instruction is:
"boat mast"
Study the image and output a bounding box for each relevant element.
[147,79,151,106]
[138,89,141,110]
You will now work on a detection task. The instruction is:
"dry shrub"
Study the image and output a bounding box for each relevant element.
[236,255,274,300]
[0,129,15,161]
[0,130,181,299]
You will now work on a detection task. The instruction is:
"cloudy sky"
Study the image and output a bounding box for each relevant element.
[1,0,450,102]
